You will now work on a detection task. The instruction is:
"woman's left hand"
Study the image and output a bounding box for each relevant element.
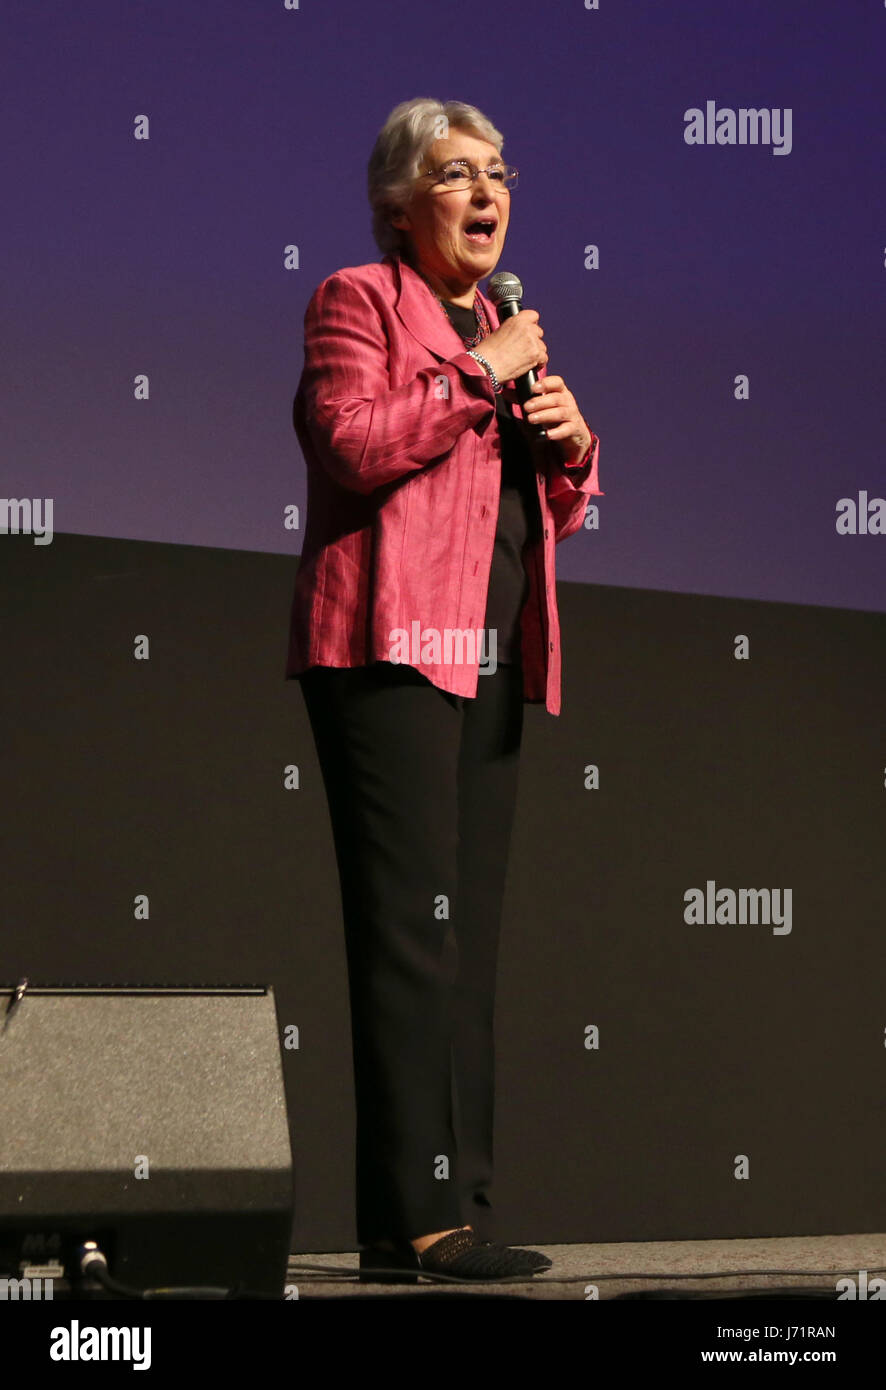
[521,376,593,465]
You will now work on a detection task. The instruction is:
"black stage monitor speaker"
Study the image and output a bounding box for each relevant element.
[0,984,293,1298]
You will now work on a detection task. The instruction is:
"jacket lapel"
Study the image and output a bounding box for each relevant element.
[387,251,503,360]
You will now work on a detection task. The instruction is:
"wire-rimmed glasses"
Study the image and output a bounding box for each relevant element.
[420,159,519,192]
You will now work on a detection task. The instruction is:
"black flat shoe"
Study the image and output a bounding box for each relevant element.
[359,1229,552,1283]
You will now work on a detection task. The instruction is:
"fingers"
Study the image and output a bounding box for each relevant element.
[524,380,580,430]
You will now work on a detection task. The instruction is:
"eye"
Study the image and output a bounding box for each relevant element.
[487,168,505,182]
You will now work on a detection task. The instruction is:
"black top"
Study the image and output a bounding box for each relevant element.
[442,299,542,664]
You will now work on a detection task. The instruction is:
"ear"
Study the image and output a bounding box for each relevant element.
[390,208,411,232]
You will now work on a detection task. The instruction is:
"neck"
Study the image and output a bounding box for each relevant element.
[404,250,478,308]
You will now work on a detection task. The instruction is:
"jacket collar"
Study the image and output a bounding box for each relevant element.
[385,251,502,361]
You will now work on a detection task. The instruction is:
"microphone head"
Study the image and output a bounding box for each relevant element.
[487,271,523,306]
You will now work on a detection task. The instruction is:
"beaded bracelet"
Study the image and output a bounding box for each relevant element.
[466,350,502,395]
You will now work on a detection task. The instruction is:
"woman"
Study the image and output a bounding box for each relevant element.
[286,98,602,1282]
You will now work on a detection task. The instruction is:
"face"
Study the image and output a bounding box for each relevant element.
[391,128,511,291]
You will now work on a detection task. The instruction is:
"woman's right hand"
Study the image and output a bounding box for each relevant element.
[476,309,547,384]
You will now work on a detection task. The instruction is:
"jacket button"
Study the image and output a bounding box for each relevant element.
[549,641,554,651]
[544,528,549,539]
[480,504,487,518]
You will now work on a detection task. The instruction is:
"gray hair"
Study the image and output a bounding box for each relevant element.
[368,98,504,258]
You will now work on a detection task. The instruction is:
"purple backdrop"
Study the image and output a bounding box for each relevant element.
[3,0,884,611]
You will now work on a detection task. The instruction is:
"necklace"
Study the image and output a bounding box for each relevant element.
[414,266,491,348]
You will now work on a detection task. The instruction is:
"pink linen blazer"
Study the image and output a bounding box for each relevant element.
[285,251,603,715]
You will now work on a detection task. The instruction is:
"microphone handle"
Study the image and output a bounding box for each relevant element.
[494,298,548,441]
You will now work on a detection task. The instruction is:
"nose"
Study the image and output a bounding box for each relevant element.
[472,170,500,197]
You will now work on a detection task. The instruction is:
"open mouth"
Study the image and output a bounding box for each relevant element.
[463,219,497,244]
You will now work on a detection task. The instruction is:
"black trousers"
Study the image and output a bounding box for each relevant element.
[298,658,524,1246]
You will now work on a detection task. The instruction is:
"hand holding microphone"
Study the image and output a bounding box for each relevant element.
[478,269,549,440]
[480,269,594,461]
[476,309,548,392]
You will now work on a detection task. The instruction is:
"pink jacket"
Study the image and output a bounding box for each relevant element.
[285,252,603,715]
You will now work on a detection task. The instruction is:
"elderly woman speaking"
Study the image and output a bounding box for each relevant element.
[286,97,602,1283]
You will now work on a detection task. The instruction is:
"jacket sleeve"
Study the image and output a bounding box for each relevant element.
[295,270,497,494]
[544,430,603,542]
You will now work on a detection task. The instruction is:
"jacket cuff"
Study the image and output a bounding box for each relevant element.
[560,430,598,470]
[453,350,497,401]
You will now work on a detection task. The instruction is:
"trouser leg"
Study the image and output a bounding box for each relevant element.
[299,662,465,1244]
[450,660,524,1241]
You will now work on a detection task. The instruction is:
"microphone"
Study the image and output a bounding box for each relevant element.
[487,270,547,441]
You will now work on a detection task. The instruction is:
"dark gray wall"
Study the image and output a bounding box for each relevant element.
[3,532,885,1252]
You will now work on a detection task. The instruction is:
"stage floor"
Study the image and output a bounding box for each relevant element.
[285,1233,886,1299]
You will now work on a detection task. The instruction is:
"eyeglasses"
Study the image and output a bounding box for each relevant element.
[420,159,519,192]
